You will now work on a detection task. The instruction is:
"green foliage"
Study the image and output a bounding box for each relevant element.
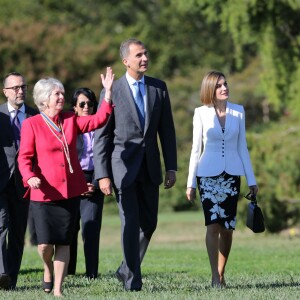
[1,0,300,232]
[241,116,300,232]
[199,0,300,116]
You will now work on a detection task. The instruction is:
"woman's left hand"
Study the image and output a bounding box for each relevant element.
[101,67,115,102]
[186,187,196,202]
[249,185,258,197]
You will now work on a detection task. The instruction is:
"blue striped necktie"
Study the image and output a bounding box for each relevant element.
[12,110,21,149]
[134,81,145,129]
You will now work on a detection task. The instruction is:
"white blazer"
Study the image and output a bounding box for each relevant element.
[187,101,256,188]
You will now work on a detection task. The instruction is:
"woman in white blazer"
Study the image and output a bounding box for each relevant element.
[186,71,258,288]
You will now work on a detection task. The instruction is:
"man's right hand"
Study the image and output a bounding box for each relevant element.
[99,177,113,196]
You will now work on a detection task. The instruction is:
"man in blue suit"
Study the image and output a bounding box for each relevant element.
[0,72,38,289]
[94,38,177,291]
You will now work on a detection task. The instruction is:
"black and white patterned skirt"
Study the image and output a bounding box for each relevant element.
[197,172,240,230]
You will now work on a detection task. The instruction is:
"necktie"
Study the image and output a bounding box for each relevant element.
[12,110,21,149]
[134,81,145,129]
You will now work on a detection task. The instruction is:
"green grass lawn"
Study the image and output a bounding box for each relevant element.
[1,211,300,299]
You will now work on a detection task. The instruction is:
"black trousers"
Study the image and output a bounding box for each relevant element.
[0,176,29,288]
[68,172,104,278]
[115,161,159,290]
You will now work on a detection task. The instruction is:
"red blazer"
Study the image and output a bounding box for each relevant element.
[18,101,112,202]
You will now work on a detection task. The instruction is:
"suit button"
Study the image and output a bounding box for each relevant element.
[61,163,64,167]
[62,179,66,182]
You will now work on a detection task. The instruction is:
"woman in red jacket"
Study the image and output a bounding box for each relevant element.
[18,68,114,297]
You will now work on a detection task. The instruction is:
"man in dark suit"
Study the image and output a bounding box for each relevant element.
[93,38,177,291]
[0,72,38,289]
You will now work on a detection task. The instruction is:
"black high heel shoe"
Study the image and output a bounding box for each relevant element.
[42,276,54,293]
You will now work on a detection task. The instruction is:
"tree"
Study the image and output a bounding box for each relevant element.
[197,0,300,118]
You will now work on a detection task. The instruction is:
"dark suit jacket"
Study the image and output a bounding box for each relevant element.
[94,74,177,189]
[0,102,38,198]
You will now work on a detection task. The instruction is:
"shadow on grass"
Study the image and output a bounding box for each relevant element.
[19,267,43,275]
[14,269,300,293]
[229,281,300,290]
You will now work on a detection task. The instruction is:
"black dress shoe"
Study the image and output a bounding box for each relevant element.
[125,287,142,292]
[0,274,11,290]
[115,271,142,291]
[115,270,124,284]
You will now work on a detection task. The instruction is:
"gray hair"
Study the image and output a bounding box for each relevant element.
[33,77,64,111]
[119,38,145,60]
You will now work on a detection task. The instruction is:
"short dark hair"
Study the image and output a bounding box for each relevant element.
[3,72,24,87]
[120,38,145,60]
[71,87,98,114]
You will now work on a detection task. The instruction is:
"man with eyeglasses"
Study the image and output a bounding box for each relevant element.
[0,72,38,289]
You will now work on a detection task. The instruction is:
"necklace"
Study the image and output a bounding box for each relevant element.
[40,112,74,173]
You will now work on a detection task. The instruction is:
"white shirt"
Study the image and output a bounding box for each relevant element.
[8,103,26,126]
[125,72,146,116]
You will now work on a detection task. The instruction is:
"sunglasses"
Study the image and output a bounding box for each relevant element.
[78,101,94,108]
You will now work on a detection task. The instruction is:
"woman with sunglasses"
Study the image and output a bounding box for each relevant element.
[67,87,103,280]
[18,68,114,297]
[186,71,258,288]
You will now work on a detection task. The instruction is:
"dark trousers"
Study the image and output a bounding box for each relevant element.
[28,203,37,246]
[115,164,159,290]
[0,177,29,288]
[68,189,104,278]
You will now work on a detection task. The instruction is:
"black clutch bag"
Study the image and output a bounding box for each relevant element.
[245,193,265,233]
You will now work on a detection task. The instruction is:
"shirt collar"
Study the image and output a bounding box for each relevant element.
[7,102,25,114]
[126,72,145,86]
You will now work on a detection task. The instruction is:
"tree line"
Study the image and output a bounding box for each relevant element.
[1,0,300,232]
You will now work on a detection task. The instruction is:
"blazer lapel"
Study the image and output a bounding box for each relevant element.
[144,76,155,134]
[210,106,224,137]
[224,102,233,136]
[117,76,143,132]
[144,85,156,132]
[76,135,84,160]
[212,103,233,137]
[0,103,14,138]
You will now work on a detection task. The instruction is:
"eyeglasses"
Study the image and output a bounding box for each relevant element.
[4,85,28,92]
[78,101,94,108]
[215,82,228,89]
